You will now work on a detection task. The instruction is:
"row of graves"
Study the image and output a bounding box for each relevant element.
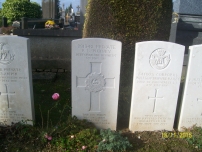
[0,35,202,132]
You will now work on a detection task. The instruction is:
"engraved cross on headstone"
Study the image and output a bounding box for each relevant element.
[76,62,115,112]
[0,84,15,108]
[148,89,164,113]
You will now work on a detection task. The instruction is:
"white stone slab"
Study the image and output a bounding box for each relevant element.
[178,44,202,131]
[129,41,185,131]
[0,36,34,126]
[72,38,122,130]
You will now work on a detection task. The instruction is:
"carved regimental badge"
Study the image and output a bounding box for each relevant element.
[0,43,15,65]
[85,73,106,92]
[149,48,171,70]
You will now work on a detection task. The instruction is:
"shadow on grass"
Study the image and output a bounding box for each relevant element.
[33,72,72,127]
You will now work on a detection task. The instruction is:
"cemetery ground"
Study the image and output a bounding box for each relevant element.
[0,72,201,152]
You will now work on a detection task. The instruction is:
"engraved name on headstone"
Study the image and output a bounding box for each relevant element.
[178,44,202,131]
[72,38,121,130]
[129,41,185,131]
[0,36,34,126]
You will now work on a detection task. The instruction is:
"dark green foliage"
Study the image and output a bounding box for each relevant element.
[83,0,172,46]
[83,0,173,65]
[2,0,42,25]
[185,125,202,150]
[97,129,132,151]
[83,0,173,122]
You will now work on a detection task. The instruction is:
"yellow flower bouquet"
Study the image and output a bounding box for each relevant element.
[45,20,59,29]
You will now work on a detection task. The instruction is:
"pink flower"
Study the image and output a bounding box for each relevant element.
[82,146,87,150]
[47,136,52,141]
[52,93,60,100]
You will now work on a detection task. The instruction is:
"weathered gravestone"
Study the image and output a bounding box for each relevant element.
[80,0,88,30]
[72,38,121,130]
[0,36,34,126]
[171,0,202,53]
[42,0,58,19]
[178,44,202,131]
[173,0,202,15]
[129,41,185,131]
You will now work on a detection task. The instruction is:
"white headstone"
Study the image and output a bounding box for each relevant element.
[0,36,34,126]
[72,38,122,130]
[129,41,185,131]
[178,44,202,131]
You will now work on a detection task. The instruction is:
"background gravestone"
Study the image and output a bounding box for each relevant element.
[173,0,202,15]
[129,41,185,131]
[80,0,88,31]
[42,0,58,19]
[170,0,202,54]
[0,36,34,126]
[72,38,121,130]
[178,44,202,131]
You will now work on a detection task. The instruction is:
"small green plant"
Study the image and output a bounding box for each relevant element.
[52,128,101,151]
[185,125,202,150]
[97,129,132,152]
